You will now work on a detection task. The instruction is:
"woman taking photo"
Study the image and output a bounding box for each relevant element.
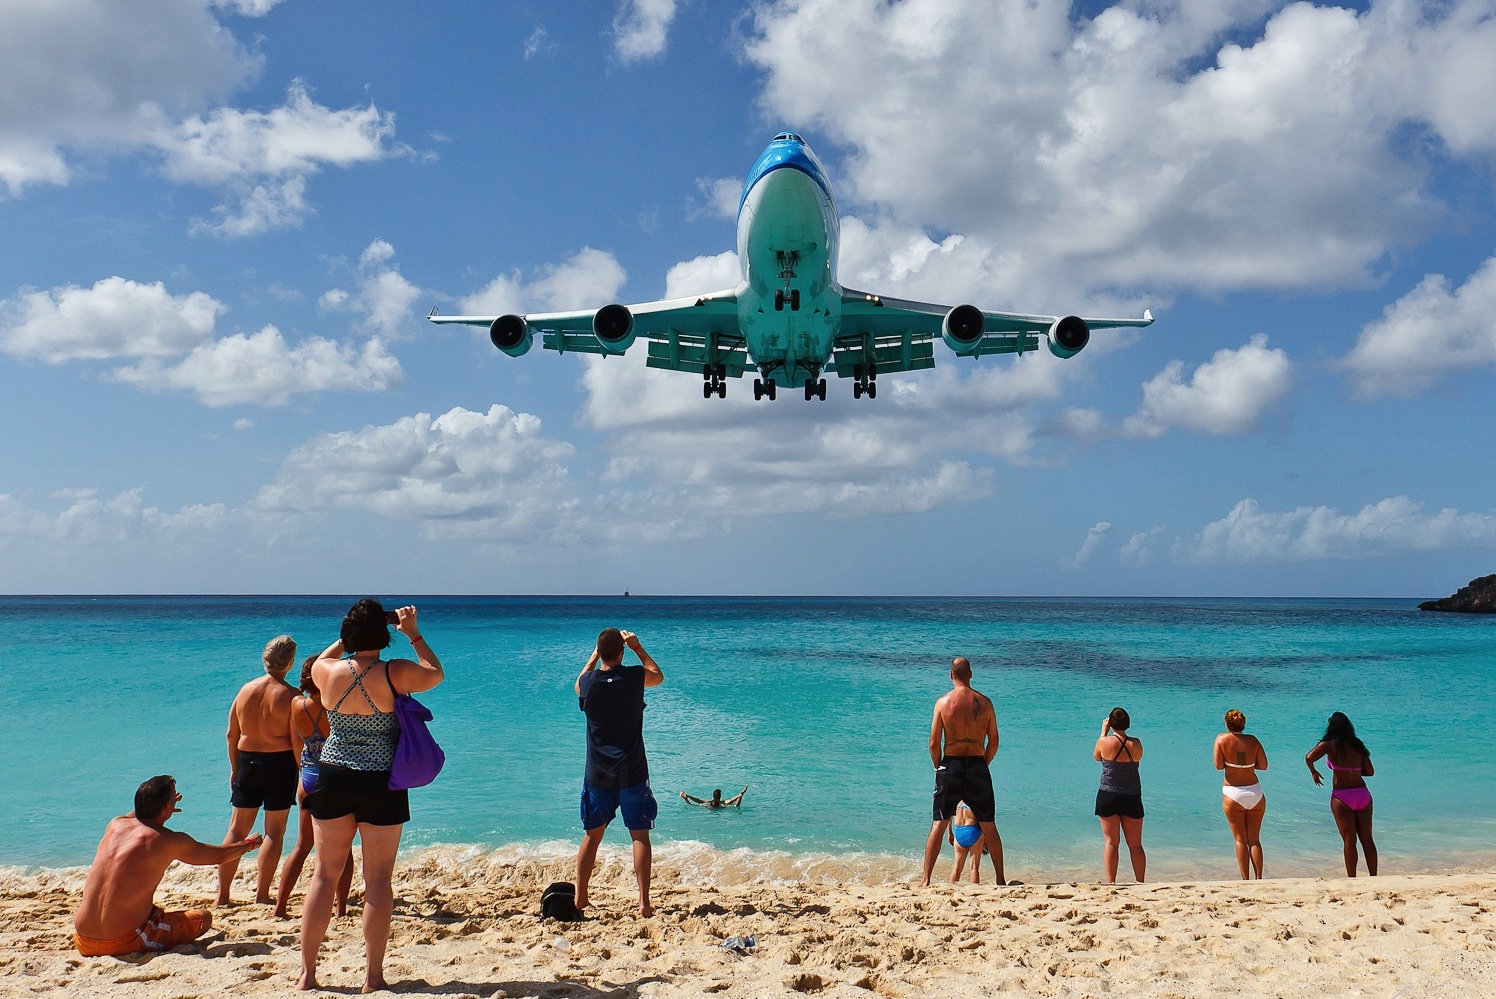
[297,599,443,993]
[1093,707,1145,884]
[1214,709,1268,879]
[1306,711,1377,877]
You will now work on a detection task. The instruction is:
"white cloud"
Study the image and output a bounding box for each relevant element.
[1072,521,1112,567]
[0,0,252,196]
[110,326,402,407]
[0,277,223,362]
[321,240,424,338]
[211,0,286,15]
[743,0,1496,293]
[254,405,583,542]
[662,251,740,298]
[1120,526,1166,567]
[612,0,680,63]
[1183,496,1496,564]
[457,247,628,316]
[0,488,231,548]
[524,27,558,60]
[1048,335,1292,441]
[0,5,406,234]
[166,81,405,237]
[689,177,741,221]
[1342,254,1496,399]
[1120,334,1292,438]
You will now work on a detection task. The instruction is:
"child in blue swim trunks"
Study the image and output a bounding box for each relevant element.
[948,801,986,883]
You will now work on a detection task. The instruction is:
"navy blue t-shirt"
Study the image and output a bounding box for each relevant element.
[578,663,649,788]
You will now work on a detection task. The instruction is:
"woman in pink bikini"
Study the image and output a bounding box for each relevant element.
[1305,711,1377,877]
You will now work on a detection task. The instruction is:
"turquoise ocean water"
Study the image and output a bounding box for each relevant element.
[4,595,1492,883]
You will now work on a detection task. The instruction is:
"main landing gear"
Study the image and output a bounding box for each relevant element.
[852,363,877,399]
[753,377,777,400]
[803,364,827,401]
[702,362,727,398]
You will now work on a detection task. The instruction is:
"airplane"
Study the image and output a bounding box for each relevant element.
[429,132,1152,401]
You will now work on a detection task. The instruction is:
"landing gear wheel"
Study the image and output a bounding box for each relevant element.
[702,363,714,379]
[774,289,785,311]
[754,379,764,400]
[704,382,713,399]
[766,379,777,400]
[789,289,801,311]
[854,383,864,399]
[804,380,814,401]
[817,378,827,400]
[715,362,727,380]
[716,380,727,398]
[867,381,876,399]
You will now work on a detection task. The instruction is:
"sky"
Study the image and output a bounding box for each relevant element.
[2,0,1495,597]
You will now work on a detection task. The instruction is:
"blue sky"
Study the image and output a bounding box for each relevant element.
[2,0,1495,596]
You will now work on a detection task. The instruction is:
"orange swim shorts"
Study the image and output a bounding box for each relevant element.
[74,906,212,956]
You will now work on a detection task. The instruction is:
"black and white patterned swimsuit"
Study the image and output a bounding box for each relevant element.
[321,661,400,772]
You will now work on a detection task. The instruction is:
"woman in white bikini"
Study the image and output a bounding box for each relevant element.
[1214,709,1268,879]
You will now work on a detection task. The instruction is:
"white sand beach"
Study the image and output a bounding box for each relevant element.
[4,849,1495,998]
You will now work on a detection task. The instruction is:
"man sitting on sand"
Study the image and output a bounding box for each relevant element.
[680,787,748,809]
[74,776,263,957]
[921,656,1006,886]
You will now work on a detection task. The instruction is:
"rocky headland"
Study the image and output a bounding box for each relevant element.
[1419,573,1496,612]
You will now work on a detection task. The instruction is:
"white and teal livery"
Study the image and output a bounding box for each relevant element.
[430,133,1153,401]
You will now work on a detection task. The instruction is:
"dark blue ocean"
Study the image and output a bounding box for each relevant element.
[4,595,1492,882]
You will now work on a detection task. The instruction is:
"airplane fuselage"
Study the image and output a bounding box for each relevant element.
[735,133,842,388]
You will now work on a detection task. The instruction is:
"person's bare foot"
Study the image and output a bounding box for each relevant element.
[295,971,318,991]
[638,901,653,917]
[272,906,290,920]
[256,893,272,905]
[215,895,234,907]
[363,976,389,993]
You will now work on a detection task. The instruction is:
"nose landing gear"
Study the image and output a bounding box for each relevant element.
[774,252,801,311]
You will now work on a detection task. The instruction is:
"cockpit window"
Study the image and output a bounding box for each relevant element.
[773,132,803,143]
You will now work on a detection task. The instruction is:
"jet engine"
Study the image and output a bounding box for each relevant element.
[1046,316,1089,358]
[489,315,533,357]
[592,303,636,354]
[941,304,985,356]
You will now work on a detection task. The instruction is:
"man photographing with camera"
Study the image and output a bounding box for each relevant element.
[573,628,664,917]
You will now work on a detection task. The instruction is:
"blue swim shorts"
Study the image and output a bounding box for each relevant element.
[581,782,658,831]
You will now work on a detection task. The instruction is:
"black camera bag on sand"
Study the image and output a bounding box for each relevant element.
[540,881,581,921]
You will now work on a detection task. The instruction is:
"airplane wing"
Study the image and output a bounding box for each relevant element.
[832,287,1154,377]
[428,288,750,376]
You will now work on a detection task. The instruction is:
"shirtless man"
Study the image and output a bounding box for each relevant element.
[218,634,299,905]
[74,776,262,956]
[921,656,1006,886]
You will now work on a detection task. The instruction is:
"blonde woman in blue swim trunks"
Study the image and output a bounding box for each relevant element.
[1305,711,1377,877]
[1214,709,1268,879]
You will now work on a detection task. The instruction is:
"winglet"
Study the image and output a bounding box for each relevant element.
[428,306,439,318]
[1143,309,1153,323]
